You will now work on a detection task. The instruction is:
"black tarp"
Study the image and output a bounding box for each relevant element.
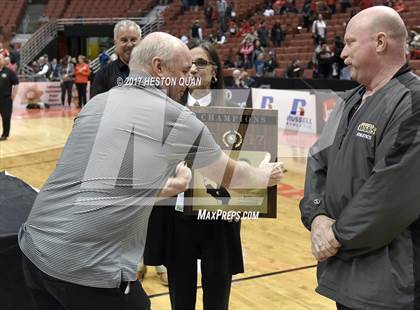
[0,171,37,310]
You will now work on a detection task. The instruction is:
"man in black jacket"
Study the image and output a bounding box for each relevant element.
[300,6,420,310]
[91,20,141,97]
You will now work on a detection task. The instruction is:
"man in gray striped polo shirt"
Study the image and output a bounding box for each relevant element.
[19,32,283,310]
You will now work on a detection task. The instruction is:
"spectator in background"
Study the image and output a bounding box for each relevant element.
[228,19,237,35]
[280,0,299,14]
[191,20,203,41]
[204,3,214,27]
[252,39,265,67]
[190,0,199,12]
[316,42,334,78]
[312,38,324,77]
[240,71,256,88]
[60,55,74,109]
[257,21,269,47]
[181,0,189,13]
[263,1,275,17]
[49,58,61,81]
[285,59,303,78]
[217,0,228,32]
[35,56,50,81]
[255,53,266,77]
[264,50,278,77]
[74,55,90,108]
[216,30,227,44]
[240,36,254,69]
[224,1,234,29]
[99,50,110,68]
[231,69,243,87]
[394,0,407,13]
[0,42,9,57]
[271,22,284,47]
[302,0,315,29]
[264,0,273,10]
[273,0,284,13]
[233,53,245,69]
[340,0,351,12]
[316,0,331,18]
[312,14,327,45]
[264,7,275,16]
[224,49,235,68]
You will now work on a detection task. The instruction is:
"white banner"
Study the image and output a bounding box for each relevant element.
[251,88,317,134]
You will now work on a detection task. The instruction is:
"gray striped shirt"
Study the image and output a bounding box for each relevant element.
[18,81,222,288]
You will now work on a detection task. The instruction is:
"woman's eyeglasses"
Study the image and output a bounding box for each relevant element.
[192,58,216,69]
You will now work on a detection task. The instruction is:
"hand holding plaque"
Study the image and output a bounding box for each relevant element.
[185,106,279,218]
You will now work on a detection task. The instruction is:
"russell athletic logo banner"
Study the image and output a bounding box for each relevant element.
[251,88,317,134]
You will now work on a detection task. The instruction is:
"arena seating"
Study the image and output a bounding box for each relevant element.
[43,0,68,20]
[0,0,26,42]
[2,0,420,77]
[160,0,420,77]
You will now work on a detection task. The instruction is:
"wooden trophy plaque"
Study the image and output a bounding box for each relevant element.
[184,107,278,218]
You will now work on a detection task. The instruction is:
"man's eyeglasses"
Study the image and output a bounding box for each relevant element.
[192,58,216,69]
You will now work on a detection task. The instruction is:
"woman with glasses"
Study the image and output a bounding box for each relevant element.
[144,41,243,310]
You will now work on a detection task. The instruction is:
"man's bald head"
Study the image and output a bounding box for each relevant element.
[129,32,192,101]
[129,32,190,71]
[348,6,407,43]
[341,6,407,89]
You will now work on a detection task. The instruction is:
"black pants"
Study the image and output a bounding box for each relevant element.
[22,254,150,310]
[337,303,356,310]
[0,101,12,137]
[61,81,73,106]
[75,83,87,108]
[166,217,232,310]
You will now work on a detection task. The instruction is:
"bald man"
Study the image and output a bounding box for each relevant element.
[19,32,282,310]
[300,7,420,310]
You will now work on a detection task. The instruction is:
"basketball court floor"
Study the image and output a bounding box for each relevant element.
[0,106,336,309]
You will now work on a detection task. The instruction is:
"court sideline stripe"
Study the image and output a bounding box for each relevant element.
[149,264,317,298]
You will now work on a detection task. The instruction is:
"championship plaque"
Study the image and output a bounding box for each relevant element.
[184,107,278,218]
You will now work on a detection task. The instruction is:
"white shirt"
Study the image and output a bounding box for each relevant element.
[187,91,212,107]
[176,92,213,211]
[312,20,327,38]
